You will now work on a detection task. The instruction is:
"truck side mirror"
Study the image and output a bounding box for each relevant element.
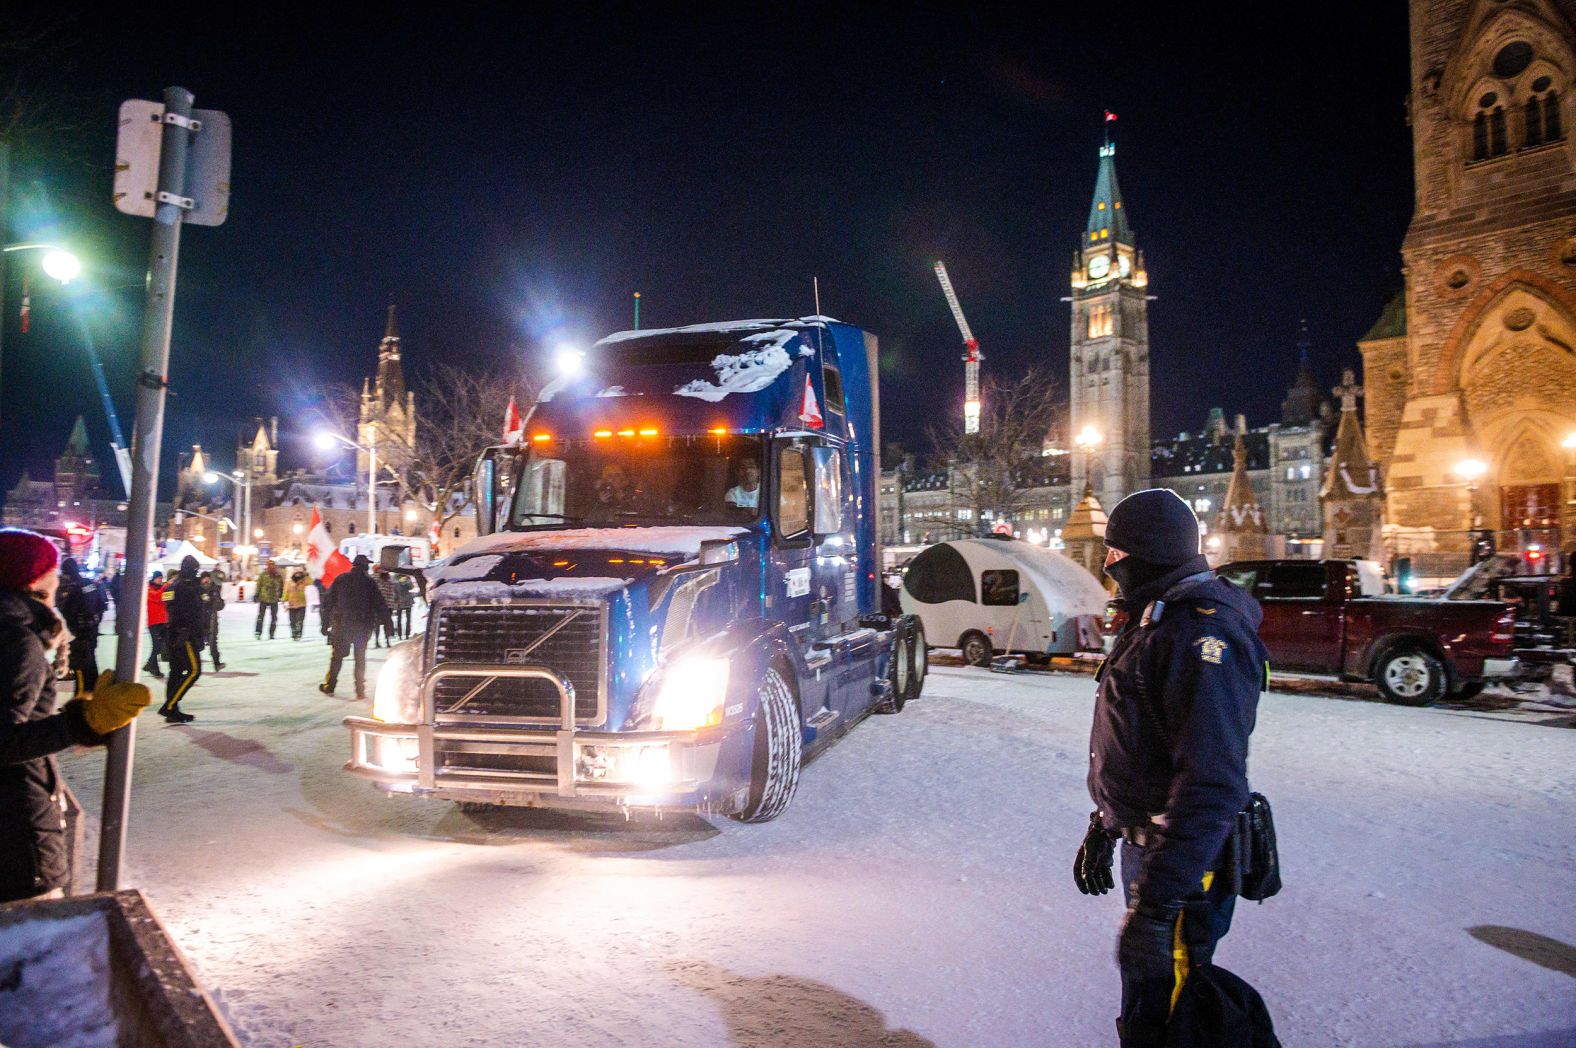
[471,446,518,537]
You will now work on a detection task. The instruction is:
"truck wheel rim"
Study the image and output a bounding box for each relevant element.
[1385,655,1430,697]
[895,637,910,694]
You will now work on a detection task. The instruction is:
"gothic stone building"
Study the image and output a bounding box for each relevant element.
[1363,0,1576,576]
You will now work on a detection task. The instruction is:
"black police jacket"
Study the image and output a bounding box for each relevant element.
[163,575,206,641]
[1088,570,1268,905]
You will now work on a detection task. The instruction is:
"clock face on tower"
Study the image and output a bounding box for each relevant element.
[1118,254,1131,277]
[1087,255,1110,280]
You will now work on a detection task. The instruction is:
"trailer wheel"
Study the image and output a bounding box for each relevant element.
[729,666,802,823]
[1375,647,1447,706]
[905,619,927,702]
[876,628,909,714]
[960,630,992,667]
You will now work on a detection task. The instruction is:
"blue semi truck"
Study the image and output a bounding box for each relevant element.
[345,318,927,821]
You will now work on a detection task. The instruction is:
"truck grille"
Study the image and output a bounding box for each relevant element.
[430,604,604,723]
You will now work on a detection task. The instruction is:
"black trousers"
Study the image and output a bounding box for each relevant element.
[255,601,279,637]
[143,623,168,674]
[206,616,222,668]
[70,638,99,696]
[325,628,371,695]
[1117,840,1237,1047]
[395,607,412,638]
[288,606,306,639]
[163,633,203,711]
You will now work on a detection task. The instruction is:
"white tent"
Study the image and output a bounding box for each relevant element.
[158,540,219,575]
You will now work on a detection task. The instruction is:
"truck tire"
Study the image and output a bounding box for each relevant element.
[1375,647,1448,706]
[730,667,802,823]
[876,627,909,714]
[960,630,992,667]
[905,620,927,703]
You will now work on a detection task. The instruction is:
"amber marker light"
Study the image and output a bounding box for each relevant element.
[593,429,613,439]
[618,428,637,437]
[708,427,729,435]
[638,427,659,436]
[531,433,552,443]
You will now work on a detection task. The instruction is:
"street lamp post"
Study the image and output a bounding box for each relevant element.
[0,240,82,430]
[1074,424,1104,495]
[205,469,254,574]
[317,431,380,537]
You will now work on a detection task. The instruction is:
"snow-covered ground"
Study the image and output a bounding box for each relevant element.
[52,602,1576,1047]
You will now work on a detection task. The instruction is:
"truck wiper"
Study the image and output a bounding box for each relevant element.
[517,512,585,523]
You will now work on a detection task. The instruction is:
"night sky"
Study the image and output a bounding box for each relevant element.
[1,4,1413,499]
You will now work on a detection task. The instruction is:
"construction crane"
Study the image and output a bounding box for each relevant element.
[933,260,982,435]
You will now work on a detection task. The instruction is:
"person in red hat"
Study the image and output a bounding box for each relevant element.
[0,528,152,901]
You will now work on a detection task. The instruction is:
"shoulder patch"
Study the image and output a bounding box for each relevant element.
[1195,635,1228,664]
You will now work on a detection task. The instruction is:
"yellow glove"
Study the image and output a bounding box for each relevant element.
[82,671,153,736]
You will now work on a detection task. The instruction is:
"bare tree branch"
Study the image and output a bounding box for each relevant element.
[924,367,1066,537]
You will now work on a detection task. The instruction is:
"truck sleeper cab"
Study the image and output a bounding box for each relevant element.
[346,318,927,821]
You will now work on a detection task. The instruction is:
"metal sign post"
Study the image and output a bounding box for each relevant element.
[99,86,229,891]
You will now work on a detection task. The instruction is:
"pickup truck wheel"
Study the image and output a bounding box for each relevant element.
[905,620,927,702]
[1376,648,1447,706]
[876,629,909,714]
[729,667,802,823]
[960,630,992,667]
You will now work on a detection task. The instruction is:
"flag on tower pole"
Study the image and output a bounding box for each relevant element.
[304,506,352,588]
[1104,110,1117,123]
[503,396,524,445]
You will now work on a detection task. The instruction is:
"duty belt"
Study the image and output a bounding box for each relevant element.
[1121,825,1158,848]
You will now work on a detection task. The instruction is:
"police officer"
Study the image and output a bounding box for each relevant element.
[159,555,205,723]
[1074,489,1269,1046]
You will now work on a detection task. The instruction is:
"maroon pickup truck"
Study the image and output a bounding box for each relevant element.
[1216,560,1519,705]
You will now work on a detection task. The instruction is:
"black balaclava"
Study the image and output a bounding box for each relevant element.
[1102,488,1209,606]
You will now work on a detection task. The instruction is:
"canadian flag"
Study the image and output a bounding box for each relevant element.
[799,375,824,429]
[304,506,352,588]
[503,396,524,445]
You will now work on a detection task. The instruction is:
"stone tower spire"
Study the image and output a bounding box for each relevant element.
[358,305,417,478]
[1069,125,1151,508]
[1280,321,1323,427]
[1321,368,1384,561]
[375,304,406,410]
[1213,414,1267,563]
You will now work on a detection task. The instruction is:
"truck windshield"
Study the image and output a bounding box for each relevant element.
[510,434,766,529]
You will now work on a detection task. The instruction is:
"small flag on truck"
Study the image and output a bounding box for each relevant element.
[799,375,824,429]
[503,396,524,445]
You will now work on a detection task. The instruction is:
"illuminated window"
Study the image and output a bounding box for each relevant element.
[1097,201,1106,210]
[1090,231,1098,243]
[1114,201,1121,209]
[1299,464,1312,479]
[1099,229,1109,239]
[1088,303,1114,338]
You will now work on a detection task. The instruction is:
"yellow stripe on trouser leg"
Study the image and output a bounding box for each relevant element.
[1169,871,1215,1014]
[171,643,201,704]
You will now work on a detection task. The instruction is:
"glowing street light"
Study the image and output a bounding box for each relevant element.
[40,249,82,284]
[1455,458,1488,532]
[317,430,381,536]
[1074,424,1103,451]
[554,343,585,377]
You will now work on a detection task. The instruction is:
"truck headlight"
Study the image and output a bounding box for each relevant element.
[645,655,730,732]
[373,638,423,723]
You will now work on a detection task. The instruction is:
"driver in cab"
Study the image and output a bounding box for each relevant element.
[725,459,761,510]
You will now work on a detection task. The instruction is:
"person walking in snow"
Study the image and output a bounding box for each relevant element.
[254,559,284,639]
[371,565,399,648]
[1073,489,1272,1046]
[56,558,104,695]
[392,572,415,639]
[199,571,225,670]
[0,529,152,902]
[318,555,393,700]
[283,569,310,640]
[160,556,206,722]
[143,570,169,679]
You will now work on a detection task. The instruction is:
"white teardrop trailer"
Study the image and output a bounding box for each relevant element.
[898,536,1108,666]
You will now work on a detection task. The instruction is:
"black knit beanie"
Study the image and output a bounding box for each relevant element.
[1103,488,1201,565]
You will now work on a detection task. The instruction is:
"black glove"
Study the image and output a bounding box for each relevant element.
[1074,810,1119,895]
[1117,898,1181,980]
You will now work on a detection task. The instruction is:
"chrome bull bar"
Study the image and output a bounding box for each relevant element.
[422,663,579,796]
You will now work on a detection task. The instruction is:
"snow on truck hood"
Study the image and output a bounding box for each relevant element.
[426,526,748,600]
